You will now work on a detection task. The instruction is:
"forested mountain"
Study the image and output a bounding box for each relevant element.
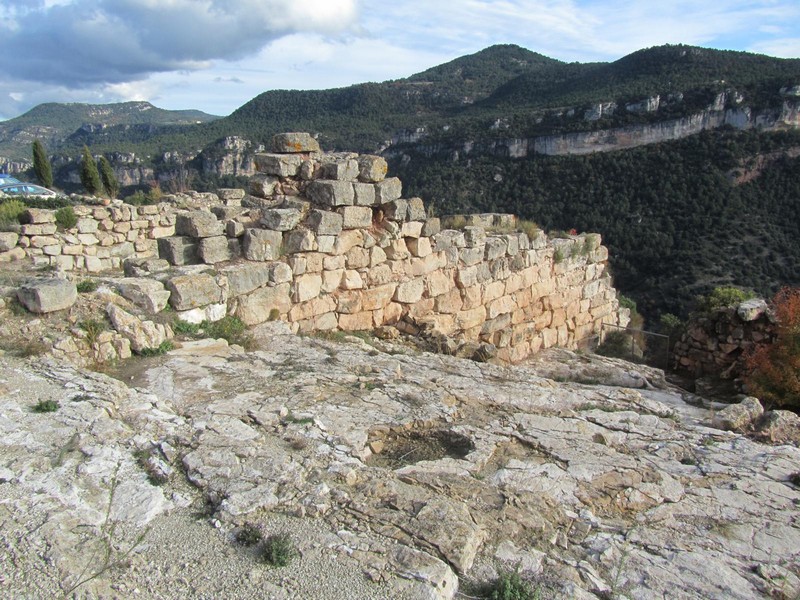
[1,43,799,323]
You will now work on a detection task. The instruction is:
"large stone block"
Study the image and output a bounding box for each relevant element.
[107,304,173,354]
[339,206,373,229]
[432,230,466,251]
[117,278,170,313]
[242,228,283,261]
[307,181,355,207]
[271,132,320,153]
[175,211,223,238]
[220,263,272,297]
[166,274,225,311]
[384,199,409,222]
[17,279,77,313]
[357,155,388,183]
[236,283,292,325]
[307,209,344,236]
[375,177,402,203]
[321,159,359,181]
[394,278,425,304]
[353,183,376,206]
[261,208,303,231]
[157,236,199,266]
[285,230,316,254]
[407,197,427,221]
[22,208,56,224]
[217,188,247,202]
[0,232,19,252]
[254,153,303,177]
[198,235,232,264]
[293,274,323,302]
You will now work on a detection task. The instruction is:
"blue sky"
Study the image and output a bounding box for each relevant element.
[0,0,798,120]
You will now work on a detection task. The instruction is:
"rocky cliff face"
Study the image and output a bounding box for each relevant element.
[387,95,800,160]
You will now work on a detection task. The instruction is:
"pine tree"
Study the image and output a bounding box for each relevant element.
[98,156,119,199]
[32,140,53,188]
[80,146,103,196]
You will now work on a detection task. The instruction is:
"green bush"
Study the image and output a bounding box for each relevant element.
[55,206,78,230]
[76,279,98,293]
[203,315,254,349]
[138,340,174,356]
[80,318,106,347]
[173,319,201,336]
[32,399,59,413]
[262,533,298,567]
[597,330,633,359]
[0,199,26,230]
[696,286,756,313]
[490,570,540,600]
[617,294,637,312]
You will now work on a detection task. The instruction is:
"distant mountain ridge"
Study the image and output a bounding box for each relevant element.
[0,101,220,160]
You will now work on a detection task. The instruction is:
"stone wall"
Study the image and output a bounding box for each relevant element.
[2,132,629,363]
[672,299,775,378]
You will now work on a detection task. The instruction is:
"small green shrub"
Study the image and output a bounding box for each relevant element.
[76,279,98,294]
[203,315,255,349]
[54,206,78,230]
[0,199,26,230]
[268,308,280,322]
[80,319,106,347]
[173,319,201,336]
[262,533,298,567]
[518,219,540,240]
[490,570,540,600]
[553,248,565,263]
[32,399,59,413]
[696,286,756,313]
[235,524,263,547]
[617,294,637,312]
[597,330,633,359]
[138,340,174,356]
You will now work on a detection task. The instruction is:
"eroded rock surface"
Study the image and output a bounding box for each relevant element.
[1,325,798,599]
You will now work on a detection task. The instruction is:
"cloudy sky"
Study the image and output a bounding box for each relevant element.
[1,0,799,120]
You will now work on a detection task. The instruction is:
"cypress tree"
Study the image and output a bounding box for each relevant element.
[32,140,53,188]
[98,156,119,199]
[80,146,103,196]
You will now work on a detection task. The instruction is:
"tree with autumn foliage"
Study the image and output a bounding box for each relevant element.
[743,287,800,409]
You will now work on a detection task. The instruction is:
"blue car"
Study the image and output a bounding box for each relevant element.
[0,174,21,186]
[0,183,59,198]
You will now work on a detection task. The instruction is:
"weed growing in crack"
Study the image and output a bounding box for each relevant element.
[262,533,298,567]
[235,524,263,547]
[32,399,59,413]
[490,569,541,600]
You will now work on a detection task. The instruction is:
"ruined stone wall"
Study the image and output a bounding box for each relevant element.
[1,132,628,362]
[672,299,775,378]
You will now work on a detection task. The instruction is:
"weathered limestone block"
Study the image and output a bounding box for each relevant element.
[21,223,57,236]
[346,246,371,269]
[484,237,507,260]
[220,263,272,296]
[395,278,425,304]
[0,232,19,252]
[737,299,769,322]
[236,283,292,325]
[460,247,485,266]
[712,397,764,431]
[339,311,374,331]
[336,290,363,314]
[408,197,427,222]
[217,188,247,203]
[756,410,800,444]
[107,304,173,354]
[426,270,455,297]
[307,181,354,207]
[357,155,388,183]
[489,295,517,319]
[375,177,402,204]
[433,230,466,252]
[384,199,409,222]
[166,274,224,311]
[158,236,199,266]
[269,262,293,284]
[288,296,337,323]
[29,235,58,248]
[307,209,344,235]
[332,230,363,255]
[17,279,77,313]
[385,239,410,260]
[338,206,373,229]
[254,153,303,177]
[456,264,491,289]
[271,132,320,153]
[260,208,302,231]
[293,274,323,303]
[435,288,463,314]
[407,237,432,258]
[21,208,56,225]
[210,206,246,221]
[76,218,98,234]
[321,159,359,181]
[361,284,397,311]
[456,305,487,330]
[463,227,486,248]
[370,245,388,267]
[422,218,441,237]
[175,211,223,238]
[123,257,170,277]
[285,230,316,254]
[353,182,377,206]
[386,545,457,600]
[198,235,232,264]
[401,221,423,238]
[243,229,283,261]
[117,278,170,313]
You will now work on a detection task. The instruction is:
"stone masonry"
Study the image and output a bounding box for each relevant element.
[2,132,628,363]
